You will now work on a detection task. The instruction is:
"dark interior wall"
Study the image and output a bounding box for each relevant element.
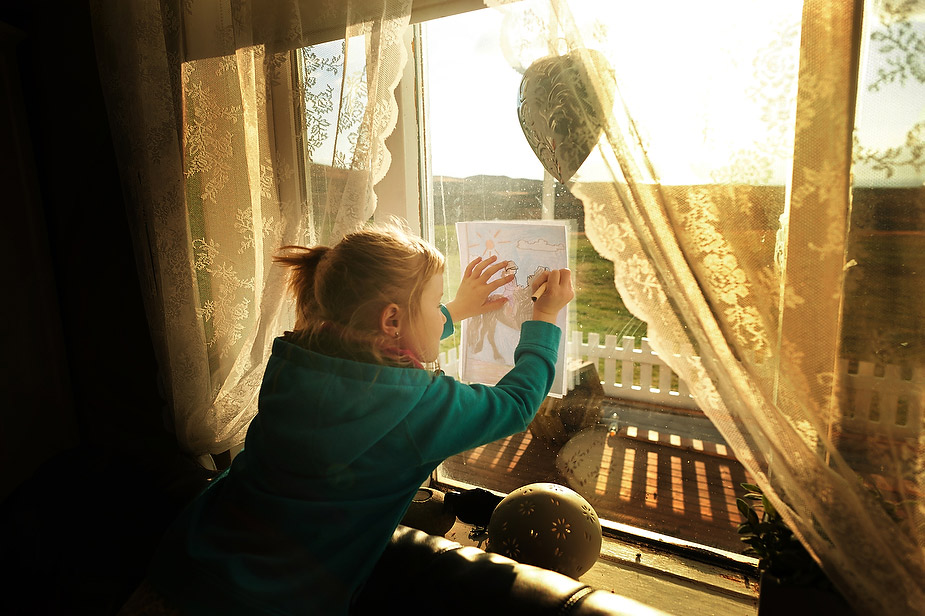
[0,17,78,502]
[0,5,213,613]
[0,3,170,497]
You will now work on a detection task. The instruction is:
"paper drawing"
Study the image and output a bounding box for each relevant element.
[456,220,569,396]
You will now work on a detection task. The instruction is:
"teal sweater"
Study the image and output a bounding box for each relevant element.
[149,313,560,615]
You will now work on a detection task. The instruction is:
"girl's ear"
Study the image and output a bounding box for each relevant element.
[379,303,402,338]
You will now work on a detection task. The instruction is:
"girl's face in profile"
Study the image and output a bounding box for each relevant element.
[401,272,446,364]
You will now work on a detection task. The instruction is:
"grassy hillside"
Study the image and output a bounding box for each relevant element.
[432,176,925,369]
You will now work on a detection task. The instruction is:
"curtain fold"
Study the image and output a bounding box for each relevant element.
[89,0,413,455]
[489,0,925,613]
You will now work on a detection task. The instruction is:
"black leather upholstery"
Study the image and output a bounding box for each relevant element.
[351,525,668,616]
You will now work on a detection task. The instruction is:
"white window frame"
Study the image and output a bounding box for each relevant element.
[373,25,430,241]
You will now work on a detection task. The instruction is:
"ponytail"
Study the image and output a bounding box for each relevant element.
[273,245,330,331]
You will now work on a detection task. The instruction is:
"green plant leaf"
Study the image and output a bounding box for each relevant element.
[736,498,752,518]
[761,495,777,518]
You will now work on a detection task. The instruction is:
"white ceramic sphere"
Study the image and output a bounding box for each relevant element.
[486,482,603,578]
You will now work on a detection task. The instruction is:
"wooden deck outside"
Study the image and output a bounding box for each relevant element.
[437,410,755,555]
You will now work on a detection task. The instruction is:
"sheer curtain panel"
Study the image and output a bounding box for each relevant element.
[89,0,413,455]
[489,0,925,613]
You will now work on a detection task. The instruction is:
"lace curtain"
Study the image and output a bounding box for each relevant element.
[490,0,924,613]
[89,0,413,455]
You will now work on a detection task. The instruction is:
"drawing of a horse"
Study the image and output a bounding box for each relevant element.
[467,268,546,362]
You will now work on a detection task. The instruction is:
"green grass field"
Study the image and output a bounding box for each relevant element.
[573,232,647,341]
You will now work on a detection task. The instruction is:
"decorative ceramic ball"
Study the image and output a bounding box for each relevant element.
[517,49,615,184]
[486,482,602,578]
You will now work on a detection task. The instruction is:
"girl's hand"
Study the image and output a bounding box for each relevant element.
[531,268,574,324]
[444,256,515,322]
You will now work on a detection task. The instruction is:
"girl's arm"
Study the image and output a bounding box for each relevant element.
[443,256,514,323]
[409,320,561,463]
[410,270,573,462]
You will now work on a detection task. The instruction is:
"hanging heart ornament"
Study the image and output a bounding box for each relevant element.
[517,49,615,184]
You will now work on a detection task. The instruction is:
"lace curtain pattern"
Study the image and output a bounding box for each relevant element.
[89,0,412,454]
[490,0,924,613]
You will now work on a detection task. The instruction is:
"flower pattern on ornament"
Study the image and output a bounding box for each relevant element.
[518,500,535,516]
[551,518,571,540]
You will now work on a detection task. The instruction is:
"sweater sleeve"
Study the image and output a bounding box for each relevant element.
[440,304,454,340]
[405,320,560,463]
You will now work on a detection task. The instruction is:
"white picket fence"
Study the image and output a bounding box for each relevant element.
[564,332,699,409]
[439,331,697,409]
[840,359,925,440]
[439,331,924,440]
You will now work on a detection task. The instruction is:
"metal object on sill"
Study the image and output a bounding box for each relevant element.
[400,487,457,537]
[608,411,619,437]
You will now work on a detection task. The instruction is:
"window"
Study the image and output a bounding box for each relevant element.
[406,7,753,557]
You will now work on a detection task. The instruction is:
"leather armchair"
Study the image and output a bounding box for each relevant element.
[351,525,669,616]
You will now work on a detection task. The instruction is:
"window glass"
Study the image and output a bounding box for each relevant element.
[421,8,752,555]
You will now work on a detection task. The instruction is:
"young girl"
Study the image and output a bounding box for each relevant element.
[144,224,573,615]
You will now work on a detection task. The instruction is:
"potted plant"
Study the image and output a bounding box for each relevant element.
[736,483,858,615]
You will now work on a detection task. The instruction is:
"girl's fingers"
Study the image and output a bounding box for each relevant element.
[551,269,574,302]
[545,269,560,290]
[558,268,572,289]
[488,273,516,291]
[482,295,509,310]
[471,255,498,277]
[463,256,483,278]
[479,260,509,280]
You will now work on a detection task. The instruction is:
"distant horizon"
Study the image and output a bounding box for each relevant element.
[430,173,924,190]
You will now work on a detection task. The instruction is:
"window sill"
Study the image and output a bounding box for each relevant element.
[441,513,759,616]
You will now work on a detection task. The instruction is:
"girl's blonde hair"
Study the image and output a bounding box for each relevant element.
[273,224,445,366]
